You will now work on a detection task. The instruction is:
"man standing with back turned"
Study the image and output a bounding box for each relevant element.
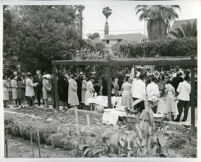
[174,75,191,122]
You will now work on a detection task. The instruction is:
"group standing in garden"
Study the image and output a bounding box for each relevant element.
[3,66,193,122]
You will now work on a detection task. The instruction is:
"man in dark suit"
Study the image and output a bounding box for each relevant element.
[34,70,43,106]
[76,72,83,108]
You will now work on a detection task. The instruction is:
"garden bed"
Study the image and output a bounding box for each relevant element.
[4,107,197,158]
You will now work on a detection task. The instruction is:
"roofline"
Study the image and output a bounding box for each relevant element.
[102,38,122,41]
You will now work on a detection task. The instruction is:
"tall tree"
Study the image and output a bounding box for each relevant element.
[102,6,112,35]
[75,5,85,39]
[135,5,180,41]
[3,6,83,73]
[169,20,197,38]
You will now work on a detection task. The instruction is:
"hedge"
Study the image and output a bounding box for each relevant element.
[112,38,197,58]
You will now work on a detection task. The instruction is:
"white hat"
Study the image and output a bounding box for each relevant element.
[43,74,51,79]
[136,72,141,77]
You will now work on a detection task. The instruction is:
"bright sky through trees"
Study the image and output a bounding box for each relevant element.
[82,0,200,38]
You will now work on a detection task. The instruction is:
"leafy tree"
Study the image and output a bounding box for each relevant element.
[102,7,112,35]
[169,20,197,38]
[3,6,84,74]
[75,5,85,39]
[135,5,180,41]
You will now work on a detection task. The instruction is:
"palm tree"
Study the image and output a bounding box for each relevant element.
[75,5,85,39]
[135,5,180,41]
[102,7,112,35]
[169,20,197,38]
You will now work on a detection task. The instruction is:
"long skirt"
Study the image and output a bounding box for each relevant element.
[12,88,18,100]
[84,90,93,105]
[121,91,132,109]
[42,87,48,100]
[3,89,9,101]
[82,90,87,103]
[68,91,79,106]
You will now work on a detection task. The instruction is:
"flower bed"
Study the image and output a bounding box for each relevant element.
[4,107,197,157]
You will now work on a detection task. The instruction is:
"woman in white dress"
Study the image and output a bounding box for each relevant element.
[81,75,87,104]
[42,75,51,108]
[68,75,79,107]
[84,77,95,106]
[121,76,132,109]
[11,76,19,107]
[164,81,176,120]
[3,75,10,108]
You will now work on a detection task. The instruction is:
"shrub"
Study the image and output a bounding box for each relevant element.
[112,38,197,58]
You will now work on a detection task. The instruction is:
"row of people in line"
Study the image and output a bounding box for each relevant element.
[3,71,54,108]
[3,68,192,122]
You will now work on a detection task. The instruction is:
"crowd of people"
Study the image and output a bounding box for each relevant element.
[3,66,195,122]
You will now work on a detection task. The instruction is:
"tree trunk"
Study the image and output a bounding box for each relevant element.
[104,20,109,35]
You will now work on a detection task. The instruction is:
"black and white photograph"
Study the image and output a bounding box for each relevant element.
[1,0,200,160]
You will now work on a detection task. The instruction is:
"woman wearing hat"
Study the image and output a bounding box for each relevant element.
[42,74,51,108]
[84,76,95,106]
[11,75,19,107]
[68,74,79,107]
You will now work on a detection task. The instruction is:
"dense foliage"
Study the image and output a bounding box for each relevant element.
[3,5,85,74]
[169,20,197,38]
[112,37,197,58]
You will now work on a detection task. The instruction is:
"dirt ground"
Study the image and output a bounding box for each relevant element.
[5,134,76,158]
[4,106,197,158]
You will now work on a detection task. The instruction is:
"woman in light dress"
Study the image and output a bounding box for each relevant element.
[17,76,25,107]
[3,75,10,108]
[11,76,19,107]
[25,73,38,107]
[68,75,79,107]
[42,74,51,108]
[81,75,88,105]
[164,81,176,120]
[121,76,132,109]
[84,76,95,106]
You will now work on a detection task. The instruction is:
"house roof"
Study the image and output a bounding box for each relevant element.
[90,37,102,44]
[102,33,146,43]
[168,19,197,38]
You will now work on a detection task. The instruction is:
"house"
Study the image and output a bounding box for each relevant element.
[167,18,197,38]
[102,33,146,47]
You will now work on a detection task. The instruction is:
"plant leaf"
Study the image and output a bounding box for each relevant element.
[158,135,167,147]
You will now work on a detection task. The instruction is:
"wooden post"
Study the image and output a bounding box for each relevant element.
[190,56,195,127]
[106,65,112,108]
[5,138,8,158]
[30,128,35,158]
[86,115,90,127]
[37,130,41,158]
[53,65,59,111]
[74,109,80,135]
